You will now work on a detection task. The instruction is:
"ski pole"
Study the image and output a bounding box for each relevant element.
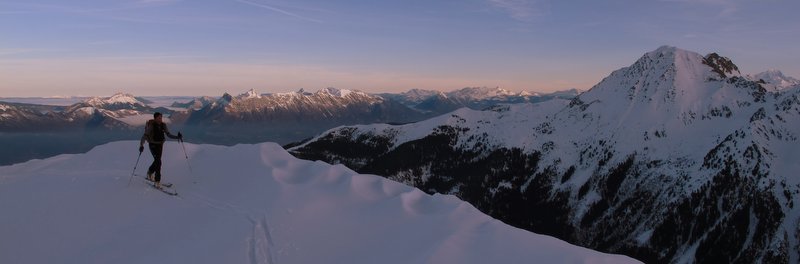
[179,137,193,176]
[128,151,143,187]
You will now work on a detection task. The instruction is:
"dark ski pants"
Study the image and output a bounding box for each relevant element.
[147,143,164,182]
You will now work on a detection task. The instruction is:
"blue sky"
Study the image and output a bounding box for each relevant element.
[1,0,798,96]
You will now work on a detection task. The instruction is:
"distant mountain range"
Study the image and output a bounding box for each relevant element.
[1,87,581,133]
[0,93,165,131]
[288,46,800,263]
[0,87,582,164]
[184,87,424,126]
[379,87,582,114]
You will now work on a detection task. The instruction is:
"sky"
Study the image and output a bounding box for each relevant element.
[1,0,798,97]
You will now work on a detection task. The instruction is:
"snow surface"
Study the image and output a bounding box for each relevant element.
[0,141,638,264]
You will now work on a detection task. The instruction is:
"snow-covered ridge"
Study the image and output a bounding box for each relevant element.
[84,92,147,107]
[317,87,364,97]
[236,88,262,99]
[399,88,444,101]
[233,87,369,99]
[203,87,383,114]
[447,86,517,100]
[751,69,800,91]
[379,87,576,116]
[0,141,638,264]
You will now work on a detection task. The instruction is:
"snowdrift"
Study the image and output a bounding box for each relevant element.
[0,141,638,263]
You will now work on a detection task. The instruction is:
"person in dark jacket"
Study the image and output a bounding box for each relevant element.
[139,112,182,188]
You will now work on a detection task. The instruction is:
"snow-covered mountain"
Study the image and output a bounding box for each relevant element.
[546,88,583,98]
[447,86,519,101]
[171,96,216,110]
[236,88,263,99]
[79,93,150,111]
[0,101,133,131]
[0,102,67,130]
[179,87,428,144]
[394,88,444,102]
[289,46,800,263]
[380,87,580,114]
[750,69,800,91]
[0,93,173,131]
[186,87,423,124]
[0,141,638,264]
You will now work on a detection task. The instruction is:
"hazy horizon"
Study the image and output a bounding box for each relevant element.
[0,86,584,99]
[2,0,799,97]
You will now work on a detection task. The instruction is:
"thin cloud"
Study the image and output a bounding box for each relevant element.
[234,0,323,23]
[660,0,738,17]
[0,48,41,56]
[136,0,179,4]
[0,1,177,15]
[133,0,182,8]
[0,2,199,25]
[86,40,125,46]
[487,0,543,22]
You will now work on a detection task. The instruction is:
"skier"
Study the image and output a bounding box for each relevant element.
[139,112,182,189]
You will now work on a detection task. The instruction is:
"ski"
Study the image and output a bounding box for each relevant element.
[135,174,174,188]
[136,177,178,196]
[147,181,178,196]
[145,178,173,188]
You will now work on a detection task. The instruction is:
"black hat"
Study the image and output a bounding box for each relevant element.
[154,112,162,118]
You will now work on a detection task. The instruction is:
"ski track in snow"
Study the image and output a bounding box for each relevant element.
[248,214,276,264]
[180,190,276,264]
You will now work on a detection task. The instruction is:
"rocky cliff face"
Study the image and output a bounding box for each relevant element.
[289,46,800,263]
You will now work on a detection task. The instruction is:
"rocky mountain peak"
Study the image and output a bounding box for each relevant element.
[578,46,758,112]
[400,89,442,101]
[703,53,741,78]
[448,87,515,100]
[85,92,146,107]
[237,89,261,99]
[219,93,233,104]
[751,69,800,90]
[317,87,360,97]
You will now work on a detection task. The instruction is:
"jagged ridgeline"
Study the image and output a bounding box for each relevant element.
[177,88,429,144]
[0,87,577,165]
[289,46,800,264]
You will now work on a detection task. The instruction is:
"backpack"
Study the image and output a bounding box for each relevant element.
[144,120,165,143]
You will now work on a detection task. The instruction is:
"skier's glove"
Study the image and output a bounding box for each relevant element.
[139,145,144,153]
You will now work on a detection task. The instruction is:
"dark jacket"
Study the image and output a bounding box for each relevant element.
[141,119,179,145]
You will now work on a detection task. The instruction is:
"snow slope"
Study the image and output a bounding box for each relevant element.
[289,46,800,263]
[0,141,638,264]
